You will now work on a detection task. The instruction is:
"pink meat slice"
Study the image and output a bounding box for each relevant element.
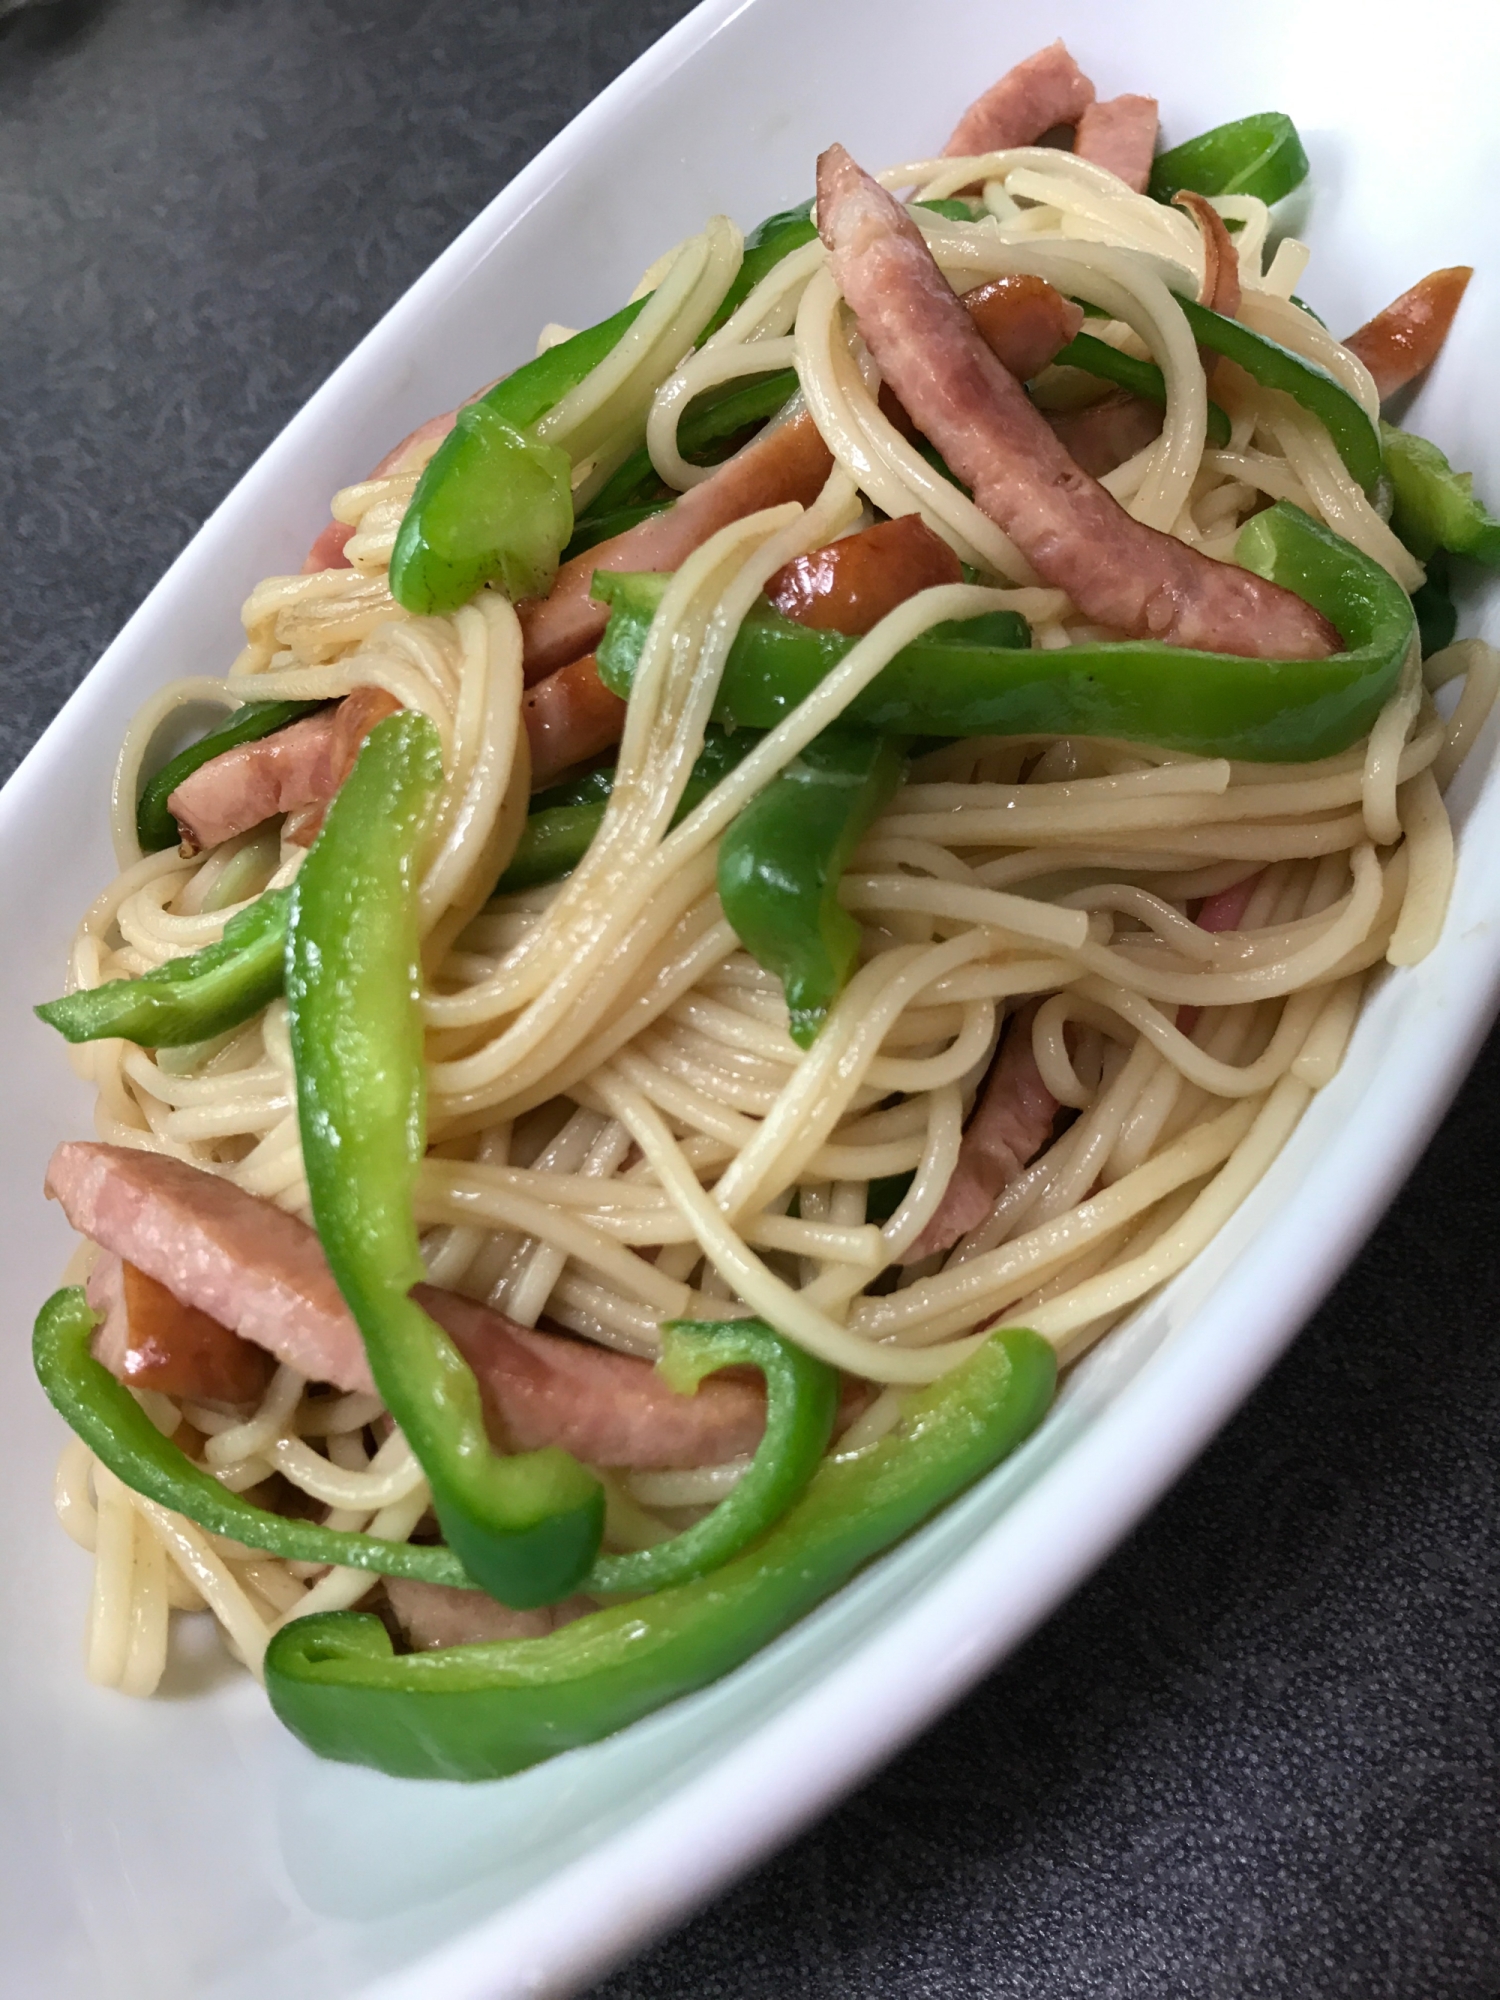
[411,1285,767,1467]
[47,1141,369,1390]
[900,1000,1061,1266]
[815,145,1337,662]
[943,41,1096,157]
[1073,94,1159,193]
[1177,869,1263,1036]
[517,410,835,683]
[384,1577,596,1650]
[45,1141,773,1465]
[166,685,402,854]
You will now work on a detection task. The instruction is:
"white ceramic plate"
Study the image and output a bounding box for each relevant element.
[4,1,1499,1993]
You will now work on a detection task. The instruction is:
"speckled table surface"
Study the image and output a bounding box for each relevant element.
[4,3,1499,1995]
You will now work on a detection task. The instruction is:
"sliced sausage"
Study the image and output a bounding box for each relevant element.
[1073,94,1159,194]
[900,1000,1060,1265]
[815,144,1338,661]
[765,515,962,633]
[517,411,835,683]
[1174,191,1241,320]
[167,685,402,854]
[943,41,1096,158]
[523,652,627,791]
[86,1251,273,1403]
[1344,267,1473,402]
[963,274,1086,380]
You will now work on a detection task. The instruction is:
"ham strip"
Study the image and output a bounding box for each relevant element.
[412,1285,765,1467]
[86,1251,273,1403]
[1073,95,1159,194]
[816,144,1338,661]
[48,1142,368,1389]
[943,41,1095,158]
[517,411,835,682]
[384,1577,595,1650]
[901,1001,1060,1265]
[167,685,403,854]
[1045,389,1163,478]
[1344,267,1473,402]
[45,1141,775,1465]
[1176,870,1263,1037]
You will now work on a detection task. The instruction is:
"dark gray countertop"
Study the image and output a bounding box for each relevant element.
[5,4,1498,1994]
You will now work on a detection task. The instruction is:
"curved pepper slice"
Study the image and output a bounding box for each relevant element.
[495,726,762,894]
[389,405,574,616]
[599,504,1412,762]
[264,1326,1057,1781]
[1175,295,1382,492]
[1382,421,1500,566]
[587,1318,838,1595]
[36,887,290,1049]
[1149,112,1309,207]
[718,727,903,1048]
[32,1285,473,1585]
[1052,330,1232,448]
[286,711,605,1607]
[137,700,324,853]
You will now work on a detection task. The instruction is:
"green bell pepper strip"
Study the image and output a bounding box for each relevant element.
[286,711,605,1607]
[1148,112,1310,207]
[36,887,290,1049]
[586,1318,838,1595]
[1382,421,1500,566]
[264,1325,1057,1781]
[1051,330,1232,448]
[718,727,904,1048]
[1411,552,1457,659]
[32,1285,476,1584]
[136,700,324,853]
[1174,295,1382,492]
[600,503,1414,762]
[495,726,762,894]
[33,1288,838,1605]
[596,574,1032,733]
[389,404,574,617]
[561,502,674,564]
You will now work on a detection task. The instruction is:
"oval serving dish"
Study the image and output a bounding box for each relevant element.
[2,0,1498,1994]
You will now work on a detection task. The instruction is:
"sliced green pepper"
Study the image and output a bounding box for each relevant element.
[597,576,1031,732]
[495,726,762,894]
[587,1318,838,1594]
[1411,552,1458,658]
[36,887,289,1049]
[137,700,324,853]
[1382,421,1500,565]
[264,1326,1057,1781]
[389,404,574,617]
[32,1285,474,1584]
[287,711,604,1607]
[600,503,1413,762]
[34,1287,837,1606]
[1149,112,1310,207]
[1052,330,1232,448]
[718,727,903,1048]
[1175,296,1382,491]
